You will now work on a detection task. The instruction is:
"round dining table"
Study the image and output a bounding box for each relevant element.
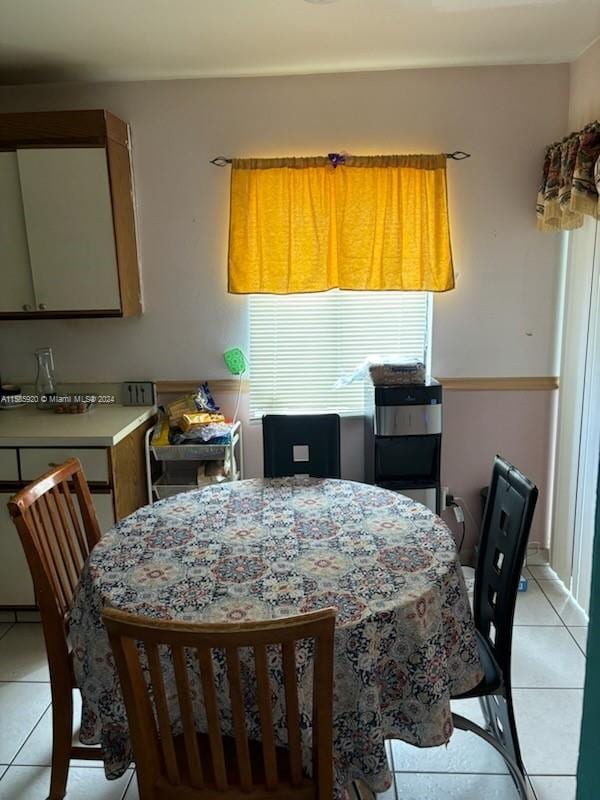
[70,477,483,798]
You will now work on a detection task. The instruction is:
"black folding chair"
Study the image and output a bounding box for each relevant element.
[262,414,341,478]
[452,455,538,799]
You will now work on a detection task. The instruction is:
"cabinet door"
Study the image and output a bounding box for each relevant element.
[0,491,115,608]
[91,492,116,533]
[17,147,121,312]
[0,493,35,606]
[0,152,35,313]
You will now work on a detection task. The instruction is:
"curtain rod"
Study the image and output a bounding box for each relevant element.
[209,151,471,167]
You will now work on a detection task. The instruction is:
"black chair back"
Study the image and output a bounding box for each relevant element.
[262,414,341,478]
[474,456,538,680]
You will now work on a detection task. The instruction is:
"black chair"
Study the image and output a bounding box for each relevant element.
[452,455,538,799]
[262,414,341,478]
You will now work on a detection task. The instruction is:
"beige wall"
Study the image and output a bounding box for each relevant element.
[0,64,569,550]
[569,37,600,129]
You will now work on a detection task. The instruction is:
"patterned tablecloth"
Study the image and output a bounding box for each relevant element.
[70,478,482,797]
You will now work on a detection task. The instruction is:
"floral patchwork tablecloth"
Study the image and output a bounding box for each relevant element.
[69,478,482,797]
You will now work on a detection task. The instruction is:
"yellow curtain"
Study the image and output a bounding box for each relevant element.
[228,154,454,294]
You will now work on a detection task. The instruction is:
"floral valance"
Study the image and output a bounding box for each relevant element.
[537,121,600,231]
[228,154,455,294]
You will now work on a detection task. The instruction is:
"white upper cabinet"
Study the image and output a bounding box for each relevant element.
[17,147,121,312]
[0,109,142,319]
[0,152,35,312]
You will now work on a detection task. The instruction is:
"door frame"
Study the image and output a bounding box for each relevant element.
[551,217,598,612]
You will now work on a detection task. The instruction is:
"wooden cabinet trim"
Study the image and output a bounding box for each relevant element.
[106,137,142,316]
[440,376,559,391]
[0,110,128,147]
[109,418,154,520]
[104,111,129,147]
[0,309,123,320]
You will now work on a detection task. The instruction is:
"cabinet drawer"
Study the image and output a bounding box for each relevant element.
[66,490,115,538]
[19,448,109,484]
[0,449,19,481]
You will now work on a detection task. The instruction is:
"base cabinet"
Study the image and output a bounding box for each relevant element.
[0,492,116,607]
[0,417,152,608]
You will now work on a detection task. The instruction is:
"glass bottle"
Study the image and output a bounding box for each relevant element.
[35,347,56,409]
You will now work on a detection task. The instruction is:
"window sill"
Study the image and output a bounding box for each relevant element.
[248,412,365,424]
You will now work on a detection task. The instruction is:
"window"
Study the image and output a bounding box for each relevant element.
[249,290,431,418]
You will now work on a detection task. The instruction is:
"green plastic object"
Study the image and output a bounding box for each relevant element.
[223,347,248,375]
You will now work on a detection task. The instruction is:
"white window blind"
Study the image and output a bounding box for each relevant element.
[249,290,430,418]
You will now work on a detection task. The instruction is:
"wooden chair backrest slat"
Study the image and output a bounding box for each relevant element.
[254,643,278,790]
[197,645,229,791]
[172,646,205,789]
[50,485,85,578]
[61,479,89,557]
[103,607,336,800]
[146,642,181,785]
[282,640,304,787]
[312,630,334,800]
[30,500,68,612]
[42,491,78,597]
[225,646,253,791]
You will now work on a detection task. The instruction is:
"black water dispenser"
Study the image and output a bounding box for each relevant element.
[365,379,442,513]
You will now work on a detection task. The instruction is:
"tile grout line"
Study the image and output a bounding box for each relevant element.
[391,768,578,777]
[522,570,588,667]
[6,700,53,771]
[513,623,574,627]
[526,572,573,630]
[528,775,539,800]
[512,687,584,693]
[564,626,587,658]
[513,624,572,628]
[512,686,585,690]
[535,578,589,629]
[514,572,569,630]
[0,617,51,783]
[121,769,136,800]
[526,772,580,777]
[517,572,580,797]
[385,742,399,800]
[0,622,15,643]
[392,768,512,776]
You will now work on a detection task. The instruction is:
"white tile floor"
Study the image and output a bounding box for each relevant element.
[0,560,588,800]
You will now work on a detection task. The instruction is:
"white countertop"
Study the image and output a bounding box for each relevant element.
[0,405,156,447]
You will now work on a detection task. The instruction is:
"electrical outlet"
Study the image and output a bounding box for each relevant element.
[122,381,156,406]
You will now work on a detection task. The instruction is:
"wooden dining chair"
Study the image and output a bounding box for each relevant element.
[8,457,104,800]
[102,606,336,800]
